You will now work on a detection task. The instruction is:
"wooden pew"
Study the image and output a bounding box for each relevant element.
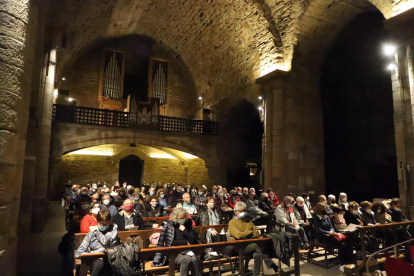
[352,220,414,276]
[79,235,301,276]
[74,224,229,249]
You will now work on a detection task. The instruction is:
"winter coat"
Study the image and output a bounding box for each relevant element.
[75,224,118,258]
[113,210,146,231]
[246,199,268,221]
[259,198,273,212]
[265,231,294,266]
[360,209,377,226]
[196,207,222,226]
[157,220,201,248]
[145,204,164,217]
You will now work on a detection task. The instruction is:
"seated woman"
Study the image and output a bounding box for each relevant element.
[332,206,347,232]
[80,202,100,233]
[157,188,169,209]
[75,209,118,276]
[144,196,165,229]
[313,203,353,272]
[372,202,391,224]
[168,201,195,227]
[132,192,146,217]
[344,201,363,226]
[360,201,378,226]
[113,198,145,231]
[259,192,273,212]
[156,207,202,276]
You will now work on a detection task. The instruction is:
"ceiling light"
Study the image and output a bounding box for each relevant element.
[68,150,113,156]
[258,106,263,110]
[258,96,263,100]
[383,44,396,56]
[198,96,203,100]
[150,153,177,159]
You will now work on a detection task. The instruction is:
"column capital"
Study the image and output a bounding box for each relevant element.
[255,69,289,92]
[384,8,414,43]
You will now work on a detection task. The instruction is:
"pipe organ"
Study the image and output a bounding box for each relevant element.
[149,58,168,105]
[100,50,125,100]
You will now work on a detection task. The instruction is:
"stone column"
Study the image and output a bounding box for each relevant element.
[384,8,414,218]
[0,0,35,275]
[256,70,289,196]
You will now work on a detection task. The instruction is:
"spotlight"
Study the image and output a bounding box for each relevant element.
[258,96,263,100]
[198,96,203,100]
[383,44,397,56]
[62,77,66,81]
[68,97,74,102]
[53,89,58,98]
[258,106,263,110]
[387,63,397,70]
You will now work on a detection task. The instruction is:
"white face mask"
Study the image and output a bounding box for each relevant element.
[92,208,100,214]
[377,209,381,214]
[208,203,215,209]
[366,209,372,213]
[338,214,344,219]
[342,198,347,203]
[238,212,245,218]
[151,202,158,207]
[352,210,358,215]
[103,199,110,205]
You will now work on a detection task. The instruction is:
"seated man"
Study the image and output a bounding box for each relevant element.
[182,192,197,215]
[327,194,338,210]
[100,194,118,217]
[318,195,333,216]
[388,198,408,222]
[113,198,145,231]
[275,196,309,249]
[225,202,278,275]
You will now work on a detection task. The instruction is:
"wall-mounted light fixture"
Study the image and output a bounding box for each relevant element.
[387,63,397,70]
[53,89,58,98]
[68,97,74,102]
[258,96,263,100]
[62,77,66,81]
[383,44,397,56]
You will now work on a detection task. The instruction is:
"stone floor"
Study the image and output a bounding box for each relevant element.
[16,201,346,276]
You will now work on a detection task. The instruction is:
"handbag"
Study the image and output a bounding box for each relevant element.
[332,232,346,241]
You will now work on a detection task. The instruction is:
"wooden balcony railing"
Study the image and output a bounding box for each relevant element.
[52,104,217,135]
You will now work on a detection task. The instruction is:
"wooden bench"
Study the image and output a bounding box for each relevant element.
[79,236,301,276]
[353,220,414,276]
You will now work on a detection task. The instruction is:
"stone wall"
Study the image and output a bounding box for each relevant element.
[60,39,192,118]
[56,150,211,187]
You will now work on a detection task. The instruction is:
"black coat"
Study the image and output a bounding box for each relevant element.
[388,208,408,222]
[360,209,376,226]
[344,210,362,226]
[113,211,145,231]
[196,207,221,226]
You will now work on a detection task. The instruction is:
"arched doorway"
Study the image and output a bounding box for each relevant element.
[321,11,399,202]
[118,155,144,187]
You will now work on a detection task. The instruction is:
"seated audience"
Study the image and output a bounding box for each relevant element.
[338,192,349,211]
[194,187,207,208]
[228,190,241,209]
[196,196,223,226]
[360,201,377,226]
[259,192,273,212]
[226,201,278,275]
[183,192,198,214]
[100,194,118,217]
[114,189,128,208]
[318,195,333,216]
[313,203,353,271]
[113,198,145,231]
[157,188,169,210]
[332,206,347,232]
[240,187,249,202]
[344,201,363,226]
[372,202,390,224]
[275,196,309,249]
[302,193,312,213]
[292,196,312,226]
[388,198,408,222]
[156,207,202,276]
[268,188,280,207]
[75,209,118,276]
[80,202,100,233]
[327,194,338,209]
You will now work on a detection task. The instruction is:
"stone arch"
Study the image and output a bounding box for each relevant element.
[58,0,287,104]
[54,133,214,168]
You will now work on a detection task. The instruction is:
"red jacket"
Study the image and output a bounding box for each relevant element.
[228,195,241,209]
[269,193,280,206]
[80,214,98,233]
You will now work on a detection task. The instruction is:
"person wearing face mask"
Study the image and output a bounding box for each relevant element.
[196,196,223,226]
[318,195,333,216]
[156,188,169,209]
[301,193,311,210]
[372,202,391,224]
[145,195,165,227]
[75,187,92,209]
[228,190,241,209]
[360,201,377,226]
[154,207,202,275]
[259,192,273,212]
[313,203,353,271]
[114,189,128,208]
[344,201,363,226]
[338,192,349,211]
[225,201,278,275]
[182,193,197,215]
[236,187,243,197]
[75,209,118,276]
[267,189,280,207]
[240,187,250,202]
[131,192,146,217]
[207,185,218,198]
[275,196,309,249]
[388,198,408,222]
[80,202,100,233]
[100,194,118,217]
[149,187,156,197]
[73,201,92,229]
[113,198,145,231]
[194,187,207,208]
[327,194,338,209]
[172,184,184,202]
[140,186,147,202]
[332,206,347,232]
[189,184,198,199]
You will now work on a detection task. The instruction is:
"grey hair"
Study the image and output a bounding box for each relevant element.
[234,201,246,213]
[260,193,268,200]
[102,193,111,199]
[327,194,336,201]
[340,192,347,197]
[284,196,292,202]
[296,196,304,203]
[171,207,188,223]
